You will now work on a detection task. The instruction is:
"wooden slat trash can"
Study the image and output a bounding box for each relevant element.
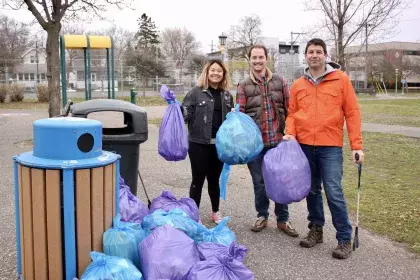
[13,117,120,280]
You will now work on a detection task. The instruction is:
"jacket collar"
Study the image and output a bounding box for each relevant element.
[304,62,341,85]
[250,67,273,84]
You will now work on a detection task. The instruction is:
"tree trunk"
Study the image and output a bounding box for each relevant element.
[337,26,345,72]
[46,22,62,117]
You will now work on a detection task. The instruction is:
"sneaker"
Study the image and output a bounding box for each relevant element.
[299,224,323,248]
[251,217,268,232]
[211,211,223,224]
[332,242,352,259]
[277,221,299,237]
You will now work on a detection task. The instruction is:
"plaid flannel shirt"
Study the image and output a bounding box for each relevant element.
[237,74,289,147]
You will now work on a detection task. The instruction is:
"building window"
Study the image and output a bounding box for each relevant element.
[91,73,96,82]
[24,73,29,80]
[30,56,39,64]
[30,73,35,81]
[19,73,23,80]
[41,73,46,80]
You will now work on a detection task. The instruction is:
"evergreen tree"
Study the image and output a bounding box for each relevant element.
[136,13,160,50]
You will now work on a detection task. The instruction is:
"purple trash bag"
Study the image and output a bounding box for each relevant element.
[119,177,149,223]
[138,225,200,280]
[149,190,200,222]
[158,85,188,161]
[186,243,254,280]
[262,140,311,204]
[197,242,247,262]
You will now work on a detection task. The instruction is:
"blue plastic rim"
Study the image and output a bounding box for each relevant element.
[13,159,22,275]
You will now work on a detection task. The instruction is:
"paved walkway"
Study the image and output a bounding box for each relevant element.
[0,108,420,279]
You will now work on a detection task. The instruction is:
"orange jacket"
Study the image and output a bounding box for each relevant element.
[286,69,363,150]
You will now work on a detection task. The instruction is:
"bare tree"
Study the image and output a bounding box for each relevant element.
[86,26,135,91]
[228,14,262,60]
[267,47,280,73]
[0,15,30,81]
[304,0,409,70]
[161,27,199,79]
[10,0,130,117]
[186,54,207,75]
[126,49,166,96]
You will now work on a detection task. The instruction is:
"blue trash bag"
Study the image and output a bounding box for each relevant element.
[149,190,200,222]
[119,177,149,224]
[158,85,188,161]
[139,224,200,280]
[262,139,311,204]
[219,163,230,200]
[186,245,254,280]
[199,217,236,246]
[197,241,248,262]
[80,252,143,280]
[142,208,207,242]
[103,214,146,269]
[216,104,263,165]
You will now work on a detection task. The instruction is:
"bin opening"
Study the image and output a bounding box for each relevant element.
[87,111,134,135]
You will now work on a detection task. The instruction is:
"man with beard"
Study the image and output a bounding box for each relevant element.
[284,38,364,259]
[236,45,299,237]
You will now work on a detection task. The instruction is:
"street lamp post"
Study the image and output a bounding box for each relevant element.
[395,69,398,95]
[218,33,227,63]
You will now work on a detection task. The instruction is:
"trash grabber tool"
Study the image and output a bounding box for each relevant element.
[353,153,362,251]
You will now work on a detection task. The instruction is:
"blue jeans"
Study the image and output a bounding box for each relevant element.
[247,147,289,223]
[300,145,352,243]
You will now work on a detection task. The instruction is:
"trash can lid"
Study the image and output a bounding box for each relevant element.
[71,99,148,135]
[14,117,120,169]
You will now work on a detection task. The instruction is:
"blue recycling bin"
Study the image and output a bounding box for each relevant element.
[13,117,120,280]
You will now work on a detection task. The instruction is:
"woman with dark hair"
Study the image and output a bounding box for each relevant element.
[182,59,234,224]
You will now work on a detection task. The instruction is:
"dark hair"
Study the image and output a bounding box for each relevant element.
[248,45,268,59]
[305,38,327,54]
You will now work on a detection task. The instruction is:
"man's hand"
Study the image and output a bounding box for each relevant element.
[352,150,364,164]
[282,134,296,141]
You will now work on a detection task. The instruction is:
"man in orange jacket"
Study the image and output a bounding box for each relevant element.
[284,38,365,259]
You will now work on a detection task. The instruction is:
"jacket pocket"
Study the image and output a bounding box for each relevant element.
[191,101,209,139]
[277,108,286,134]
[319,90,341,112]
[297,90,311,111]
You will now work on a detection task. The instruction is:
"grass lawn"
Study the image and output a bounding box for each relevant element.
[359,99,420,127]
[0,95,185,109]
[342,131,420,254]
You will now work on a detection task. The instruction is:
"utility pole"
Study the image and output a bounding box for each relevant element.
[209,40,215,53]
[36,40,40,84]
[155,47,159,93]
[359,21,373,90]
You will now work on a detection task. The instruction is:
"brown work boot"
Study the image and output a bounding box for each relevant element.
[299,224,323,248]
[277,221,299,237]
[332,242,352,259]
[251,217,268,232]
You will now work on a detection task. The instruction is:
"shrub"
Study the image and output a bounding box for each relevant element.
[36,84,49,102]
[9,84,25,102]
[0,84,7,103]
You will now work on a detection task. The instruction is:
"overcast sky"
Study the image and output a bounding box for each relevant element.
[2,0,420,53]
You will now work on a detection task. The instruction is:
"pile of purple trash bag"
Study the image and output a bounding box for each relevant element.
[78,178,254,280]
